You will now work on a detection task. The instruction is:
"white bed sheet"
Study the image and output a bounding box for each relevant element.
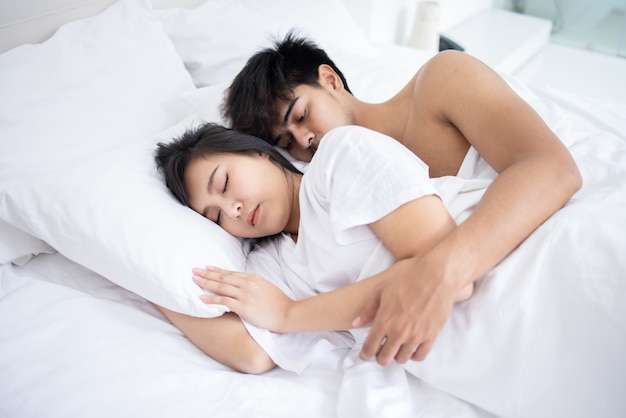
[0,252,493,418]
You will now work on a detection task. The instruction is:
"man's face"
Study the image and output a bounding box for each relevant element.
[271,84,353,162]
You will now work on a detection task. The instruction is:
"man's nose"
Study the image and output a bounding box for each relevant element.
[293,126,314,150]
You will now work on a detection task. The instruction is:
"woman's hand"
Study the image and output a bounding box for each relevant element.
[192,266,294,333]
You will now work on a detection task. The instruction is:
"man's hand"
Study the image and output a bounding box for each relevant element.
[354,258,459,366]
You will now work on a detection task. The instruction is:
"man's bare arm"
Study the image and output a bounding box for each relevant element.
[358,51,582,365]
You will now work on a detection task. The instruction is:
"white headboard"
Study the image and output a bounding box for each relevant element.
[0,0,203,53]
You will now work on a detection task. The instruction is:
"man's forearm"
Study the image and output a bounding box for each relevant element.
[433,153,582,290]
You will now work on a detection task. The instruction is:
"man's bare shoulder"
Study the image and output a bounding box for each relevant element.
[412,50,484,98]
[376,52,474,176]
[419,50,478,75]
[409,50,515,124]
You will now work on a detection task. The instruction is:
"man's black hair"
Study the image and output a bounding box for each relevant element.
[221,31,351,143]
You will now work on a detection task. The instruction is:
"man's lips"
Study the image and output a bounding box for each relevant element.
[247,205,260,226]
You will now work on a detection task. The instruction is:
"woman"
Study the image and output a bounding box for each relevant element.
[154,122,472,373]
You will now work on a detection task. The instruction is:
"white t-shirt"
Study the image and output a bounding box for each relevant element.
[243,125,441,372]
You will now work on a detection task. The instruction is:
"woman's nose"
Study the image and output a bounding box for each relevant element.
[225,200,242,219]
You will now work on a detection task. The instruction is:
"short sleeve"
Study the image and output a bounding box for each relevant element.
[309,125,439,244]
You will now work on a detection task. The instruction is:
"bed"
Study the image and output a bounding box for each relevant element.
[1,1,625,417]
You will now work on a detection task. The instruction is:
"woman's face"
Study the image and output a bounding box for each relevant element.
[184,153,296,238]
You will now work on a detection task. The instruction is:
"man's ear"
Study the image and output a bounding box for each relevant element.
[317,64,344,91]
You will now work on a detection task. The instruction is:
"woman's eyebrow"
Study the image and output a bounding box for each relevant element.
[207,165,219,194]
[201,165,220,217]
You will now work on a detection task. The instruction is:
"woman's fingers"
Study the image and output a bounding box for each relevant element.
[192,266,241,295]
[192,266,245,287]
[192,274,243,311]
[191,267,262,310]
[203,265,250,278]
[198,293,236,307]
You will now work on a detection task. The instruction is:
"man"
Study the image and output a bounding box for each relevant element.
[221,33,582,366]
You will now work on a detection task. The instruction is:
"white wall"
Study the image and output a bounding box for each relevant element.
[494,0,625,25]
[340,0,493,45]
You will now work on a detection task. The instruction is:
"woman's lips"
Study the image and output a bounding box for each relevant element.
[247,205,259,226]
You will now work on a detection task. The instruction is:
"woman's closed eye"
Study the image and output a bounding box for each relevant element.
[215,173,228,225]
[202,207,221,225]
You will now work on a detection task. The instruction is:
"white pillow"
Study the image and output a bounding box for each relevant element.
[176,83,230,125]
[0,115,243,317]
[0,220,55,266]
[0,0,244,315]
[0,0,195,263]
[156,0,376,87]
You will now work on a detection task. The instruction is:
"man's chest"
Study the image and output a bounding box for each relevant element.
[400,118,470,178]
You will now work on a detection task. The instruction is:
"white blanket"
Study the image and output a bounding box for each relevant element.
[340,75,626,418]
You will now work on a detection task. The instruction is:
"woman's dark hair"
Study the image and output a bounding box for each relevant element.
[154,122,301,248]
[221,31,351,143]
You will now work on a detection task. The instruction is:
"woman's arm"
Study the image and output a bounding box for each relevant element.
[155,305,276,374]
[194,194,469,334]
